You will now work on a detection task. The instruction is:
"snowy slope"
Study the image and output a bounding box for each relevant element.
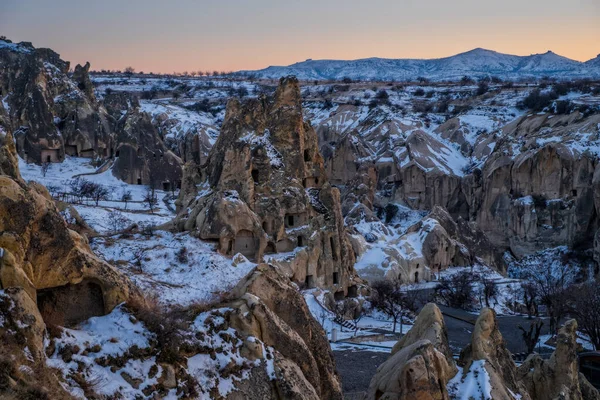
[239,48,600,81]
[585,54,600,68]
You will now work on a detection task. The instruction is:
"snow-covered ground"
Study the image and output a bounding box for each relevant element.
[92,231,256,307]
[447,360,493,400]
[140,100,220,145]
[537,332,595,352]
[303,289,413,353]
[47,306,163,399]
[18,155,175,232]
[47,304,276,399]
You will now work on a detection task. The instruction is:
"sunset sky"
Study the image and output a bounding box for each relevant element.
[2,0,599,73]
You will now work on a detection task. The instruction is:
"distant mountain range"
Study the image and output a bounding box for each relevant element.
[238,48,600,81]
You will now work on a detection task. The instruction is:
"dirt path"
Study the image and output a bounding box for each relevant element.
[333,350,389,396]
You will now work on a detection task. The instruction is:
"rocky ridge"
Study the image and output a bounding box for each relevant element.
[175,77,361,295]
[368,304,600,400]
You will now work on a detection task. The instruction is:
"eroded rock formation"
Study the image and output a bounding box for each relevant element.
[458,308,531,400]
[371,306,599,400]
[0,40,114,163]
[517,319,600,400]
[0,39,183,189]
[175,77,359,294]
[227,263,343,399]
[0,130,137,327]
[314,92,600,276]
[391,303,454,361]
[367,303,457,400]
[110,103,183,188]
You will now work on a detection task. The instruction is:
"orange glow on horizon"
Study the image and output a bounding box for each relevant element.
[3,0,599,74]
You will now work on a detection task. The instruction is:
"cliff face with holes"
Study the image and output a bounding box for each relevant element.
[311,92,600,277]
[104,92,183,189]
[0,129,139,397]
[0,130,137,326]
[176,77,359,295]
[0,39,114,163]
[0,39,183,189]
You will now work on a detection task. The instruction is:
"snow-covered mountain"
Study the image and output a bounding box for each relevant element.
[585,54,600,68]
[238,48,600,81]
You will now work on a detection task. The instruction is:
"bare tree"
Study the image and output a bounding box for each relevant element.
[568,281,600,350]
[333,299,353,333]
[68,178,109,205]
[518,319,544,355]
[520,282,539,319]
[370,280,415,333]
[41,162,51,177]
[319,309,329,328]
[133,248,147,273]
[120,189,132,209]
[479,274,498,308]
[90,184,110,206]
[69,177,85,203]
[107,210,131,234]
[518,262,576,333]
[436,271,476,310]
[143,187,158,214]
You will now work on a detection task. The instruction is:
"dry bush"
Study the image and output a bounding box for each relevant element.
[126,295,188,364]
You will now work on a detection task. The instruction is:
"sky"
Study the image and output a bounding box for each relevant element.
[2,0,599,73]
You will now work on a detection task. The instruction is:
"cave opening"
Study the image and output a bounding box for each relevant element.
[37,280,105,327]
[304,274,314,288]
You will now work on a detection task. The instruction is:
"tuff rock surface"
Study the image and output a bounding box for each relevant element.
[517,319,600,400]
[0,129,137,326]
[367,303,457,400]
[175,77,359,293]
[0,39,183,188]
[311,98,600,278]
[226,263,343,399]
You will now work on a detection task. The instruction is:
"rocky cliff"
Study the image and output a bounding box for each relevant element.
[0,39,114,163]
[0,127,138,396]
[308,89,600,280]
[176,77,360,295]
[105,92,183,188]
[0,38,183,188]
